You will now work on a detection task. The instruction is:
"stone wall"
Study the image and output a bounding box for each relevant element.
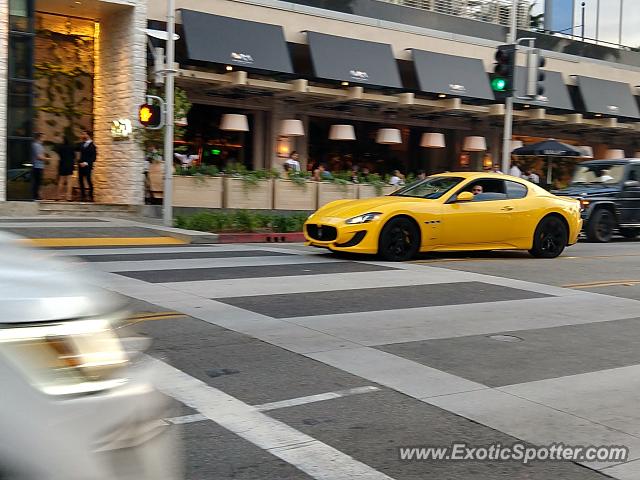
[93,0,147,205]
[0,0,8,202]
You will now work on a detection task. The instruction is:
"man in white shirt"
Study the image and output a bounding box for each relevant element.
[284,151,301,172]
[509,162,522,178]
[522,169,540,184]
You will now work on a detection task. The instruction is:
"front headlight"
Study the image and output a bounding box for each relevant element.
[345,212,382,225]
[0,317,130,396]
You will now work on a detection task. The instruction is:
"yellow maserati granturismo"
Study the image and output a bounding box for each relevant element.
[304,172,582,261]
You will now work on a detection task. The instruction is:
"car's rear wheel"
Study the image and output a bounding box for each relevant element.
[378,217,420,261]
[619,227,639,239]
[529,216,568,258]
[586,208,615,242]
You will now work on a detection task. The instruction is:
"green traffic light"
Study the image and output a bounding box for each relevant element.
[491,77,507,92]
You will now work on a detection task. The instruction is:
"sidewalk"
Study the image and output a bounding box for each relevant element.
[0,216,219,247]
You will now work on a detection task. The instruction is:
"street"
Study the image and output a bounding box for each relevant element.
[50,237,640,480]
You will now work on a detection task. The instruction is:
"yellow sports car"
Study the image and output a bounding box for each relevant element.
[304,172,582,261]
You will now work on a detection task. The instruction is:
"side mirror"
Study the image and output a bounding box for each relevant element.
[624,180,640,188]
[456,191,475,202]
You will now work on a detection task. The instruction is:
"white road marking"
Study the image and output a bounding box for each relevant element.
[152,358,394,480]
[165,385,381,425]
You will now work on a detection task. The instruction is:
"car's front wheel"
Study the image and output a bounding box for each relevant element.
[529,216,568,258]
[586,208,615,242]
[378,217,420,261]
[619,227,639,239]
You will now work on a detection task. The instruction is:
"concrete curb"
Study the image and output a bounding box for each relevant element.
[216,232,305,244]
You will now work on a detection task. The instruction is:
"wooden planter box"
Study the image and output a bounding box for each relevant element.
[273,179,318,210]
[317,182,358,208]
[173,176,223,208]
[358,184,398,199]
[224,177,273,209]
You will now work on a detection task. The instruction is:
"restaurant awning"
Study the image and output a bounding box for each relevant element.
[179,9,293,74]
[306,32,402,88]
[574,75,640,119]
[410,50,494,100]
[513,68,573,111]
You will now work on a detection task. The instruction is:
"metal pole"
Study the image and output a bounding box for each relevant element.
[595,0,600,44]
[163,0,175,227]
[618,0,624,47]
[501,0,518,175]
[581,2,586,42]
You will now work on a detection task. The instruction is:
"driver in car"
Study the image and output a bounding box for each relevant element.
[471,185,483,195]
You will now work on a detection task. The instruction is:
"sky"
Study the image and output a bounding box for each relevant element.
[530,0,640,48]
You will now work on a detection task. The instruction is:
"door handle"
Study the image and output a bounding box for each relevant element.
[501,206,514,211]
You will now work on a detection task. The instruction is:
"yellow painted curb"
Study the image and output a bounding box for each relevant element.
[21,237,187,247]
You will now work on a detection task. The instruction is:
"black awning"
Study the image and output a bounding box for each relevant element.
[306,32,402,88]
[410,50,494,100]
[179,10,293,74]
[513,68,573,111]
[574,76,639,119]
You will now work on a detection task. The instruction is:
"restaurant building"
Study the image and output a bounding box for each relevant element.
[2,0,640,204]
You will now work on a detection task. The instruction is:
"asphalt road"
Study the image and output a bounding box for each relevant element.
[53,238,640,480]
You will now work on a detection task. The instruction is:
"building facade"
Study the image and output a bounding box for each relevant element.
[3,0,640,204]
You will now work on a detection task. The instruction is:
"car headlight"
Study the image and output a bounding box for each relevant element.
[345,212,382,224]
[0,316,130,396]
[580,199,590,211]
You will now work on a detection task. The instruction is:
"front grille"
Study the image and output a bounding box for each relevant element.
[306,224,338,242]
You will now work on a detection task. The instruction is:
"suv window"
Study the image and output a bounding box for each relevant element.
[628,166,640,182]
[506,181,528,199]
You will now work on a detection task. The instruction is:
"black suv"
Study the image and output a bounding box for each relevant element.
[554,159,640,242]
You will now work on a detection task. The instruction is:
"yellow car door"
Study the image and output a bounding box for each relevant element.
[504,179,537,243]
[438,182,513,249]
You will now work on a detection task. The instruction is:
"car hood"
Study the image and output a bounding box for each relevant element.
[313,196,432,219]
[0,233,125,324]
[553,184,620,198]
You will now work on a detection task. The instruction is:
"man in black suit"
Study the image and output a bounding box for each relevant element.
[77,129,97,201]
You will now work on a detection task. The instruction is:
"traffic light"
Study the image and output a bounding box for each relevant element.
[492,44,516,100]
[138,103,162,128]
[525,48,546,98]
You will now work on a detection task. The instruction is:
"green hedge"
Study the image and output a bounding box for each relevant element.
[175,210,309,233]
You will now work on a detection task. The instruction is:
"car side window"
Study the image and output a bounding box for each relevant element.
[629,166,640,182]
[447,179,508,203]
[506,181,528,199]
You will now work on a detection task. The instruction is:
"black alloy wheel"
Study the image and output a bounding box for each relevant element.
[529,216,568,258]
[586,208,615,243]
[619,227,639,239]
[378,217,420,262]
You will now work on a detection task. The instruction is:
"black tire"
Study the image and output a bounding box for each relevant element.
[586,208,615,243]
[378,217,420,261]
[529,216,568,258]
[619,227,639,239]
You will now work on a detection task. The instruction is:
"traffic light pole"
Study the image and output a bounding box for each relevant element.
[501,0,518,175]
[163,0,176,227]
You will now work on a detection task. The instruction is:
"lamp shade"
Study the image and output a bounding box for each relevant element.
[510,140,523,151]
[376,128,402,145]
[578,146,594,158]
[604,149,625,160]
[280,119,305,137]
[220,114,249,132]
[420,132,445,148]
[463,136,487,152]
[329,124,356,141]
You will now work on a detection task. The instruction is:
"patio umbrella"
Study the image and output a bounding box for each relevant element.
[512,139,582,186]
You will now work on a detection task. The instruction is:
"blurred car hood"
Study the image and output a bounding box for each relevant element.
[315,196,434,218]
[553,184,620,197]
[0,233,125,323]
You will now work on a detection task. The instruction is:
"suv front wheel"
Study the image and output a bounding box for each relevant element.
[586,208,616,242]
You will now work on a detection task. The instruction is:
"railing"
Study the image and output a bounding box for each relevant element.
[379,0,532,29]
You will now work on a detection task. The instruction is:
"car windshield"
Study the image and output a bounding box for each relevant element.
[571,164,625,185]
[391,176,463,199]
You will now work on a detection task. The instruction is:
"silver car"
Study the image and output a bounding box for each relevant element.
[0,233,181,479]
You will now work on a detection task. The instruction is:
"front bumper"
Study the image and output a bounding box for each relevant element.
[304,219,377,253]
[0,356,182,480]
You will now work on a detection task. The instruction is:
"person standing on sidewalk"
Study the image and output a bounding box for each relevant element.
[77,129,96,201]
[31,132,47,200]
[55,134,75,201]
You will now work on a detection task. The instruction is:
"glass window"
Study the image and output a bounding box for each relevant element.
[8,36,32,80]
[572,164,626,185]
[392,176,463,199]
[6,139,34,200]
[506,181,528,199]
[9,0,31,32]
